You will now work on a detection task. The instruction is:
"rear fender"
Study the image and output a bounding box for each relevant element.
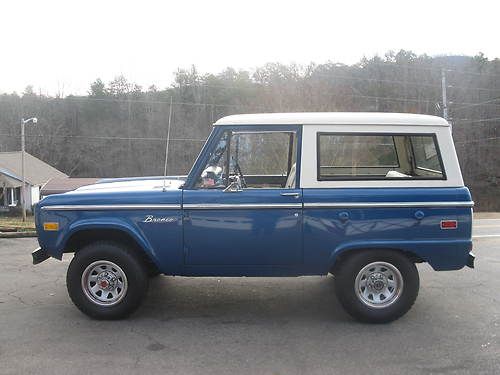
[329,239,473,271]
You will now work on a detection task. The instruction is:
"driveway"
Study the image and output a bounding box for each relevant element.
[0,219,498,374]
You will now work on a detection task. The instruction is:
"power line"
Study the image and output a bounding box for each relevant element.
[5,65,499,102]
[179,78,500,97]
[5,85,499,109]
[212,69,500,93]
[20,90,441,107]
[0,133,207,142]
[447,84,500,93]
[446,69,500,79]
[2,91,439,109]
[294,73,443,89]
[361,61,500,79]
[341,93,436,104]
[180,75,444,90]
[358,62,442,73]
[451,97,500,111]
[2,130,497,144]
[455,136,500,144]
[62,96,264,109]
[454,117,500,124]
[62,93,500,107]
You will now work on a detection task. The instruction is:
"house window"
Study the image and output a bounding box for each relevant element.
[317,133,445,180]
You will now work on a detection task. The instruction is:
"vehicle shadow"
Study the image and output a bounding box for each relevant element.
[138,274,350,324]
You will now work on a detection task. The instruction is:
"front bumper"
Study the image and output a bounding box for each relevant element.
[32,247,50,265]
[466,252,475,269]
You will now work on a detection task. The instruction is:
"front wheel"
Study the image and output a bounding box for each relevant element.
[334,250,419,323]
[67,241,149,319]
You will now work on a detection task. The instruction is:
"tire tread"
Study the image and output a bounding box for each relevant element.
[334,250,419,323]
[67,241,149,320]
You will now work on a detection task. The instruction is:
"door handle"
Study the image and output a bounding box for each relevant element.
[280,192,300,198]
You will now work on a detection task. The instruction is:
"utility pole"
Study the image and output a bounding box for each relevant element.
[21,119,25,222]
[127,96,132,168]
[162,97,173,192]
[441,69,449,121]
[20,117,37,221]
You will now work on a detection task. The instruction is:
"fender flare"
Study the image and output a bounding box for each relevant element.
[328,240,424,270]
[328,239,472,271]
[58,218,161,269]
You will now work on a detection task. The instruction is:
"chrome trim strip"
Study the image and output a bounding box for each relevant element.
[41,204,181,211]
[304,201,474,208]
[41,201,474,211]
[183,203,302,210]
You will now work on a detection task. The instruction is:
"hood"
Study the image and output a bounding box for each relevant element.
[68,178,184,195]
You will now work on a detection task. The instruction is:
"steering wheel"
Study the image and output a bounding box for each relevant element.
[234,162,247,188]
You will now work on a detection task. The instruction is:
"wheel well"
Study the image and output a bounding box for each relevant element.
[65,229,160,275]
[330,248,424,275]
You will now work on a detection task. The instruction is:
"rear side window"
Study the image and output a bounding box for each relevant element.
[317,133,445,180]
[411,136,442,172]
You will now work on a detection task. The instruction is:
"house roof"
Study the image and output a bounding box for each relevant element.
[0,152,67,186]
[41,177,99,196]
[214,112,450,126]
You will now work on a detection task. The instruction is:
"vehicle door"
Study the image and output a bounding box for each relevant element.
[182,125,303,268]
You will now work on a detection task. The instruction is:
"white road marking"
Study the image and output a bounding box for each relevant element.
[473,234,500,238]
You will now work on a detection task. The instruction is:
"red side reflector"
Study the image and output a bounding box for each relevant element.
[441,220,458,229]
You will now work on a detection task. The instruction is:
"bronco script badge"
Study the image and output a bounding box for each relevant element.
[142,215,177,223]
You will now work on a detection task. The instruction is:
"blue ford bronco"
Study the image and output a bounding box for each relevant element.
[33,113,474,323]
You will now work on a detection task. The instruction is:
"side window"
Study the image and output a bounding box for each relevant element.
[317,133,444,180]
[196,130,298,189]
[318,134,398,169]
[410,136,443,173]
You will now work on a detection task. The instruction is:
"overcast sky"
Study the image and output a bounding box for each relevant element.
[1,0,498,96]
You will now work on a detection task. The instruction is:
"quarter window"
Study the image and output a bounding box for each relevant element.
[411,136,442,172]
[317,133,444,180]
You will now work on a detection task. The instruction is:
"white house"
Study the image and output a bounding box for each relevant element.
[0,152,67,212]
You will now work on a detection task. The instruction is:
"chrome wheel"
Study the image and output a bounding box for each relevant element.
[81,260,128,306]
[354,261,403,308]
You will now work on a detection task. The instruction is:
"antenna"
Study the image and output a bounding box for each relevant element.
[162,96,173,192]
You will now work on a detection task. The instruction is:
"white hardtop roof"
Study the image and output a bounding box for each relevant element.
[214,112,449,127]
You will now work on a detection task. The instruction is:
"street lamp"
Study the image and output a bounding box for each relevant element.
[21,117,37,222]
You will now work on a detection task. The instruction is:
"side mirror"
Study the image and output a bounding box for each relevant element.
[223,176,243,193]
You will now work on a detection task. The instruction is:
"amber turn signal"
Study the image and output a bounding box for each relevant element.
[43,222,59,231]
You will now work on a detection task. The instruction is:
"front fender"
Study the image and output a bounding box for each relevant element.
[329,239,473,271]
[47,217,158,267]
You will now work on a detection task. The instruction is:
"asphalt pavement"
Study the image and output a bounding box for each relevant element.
[0,219,498,375]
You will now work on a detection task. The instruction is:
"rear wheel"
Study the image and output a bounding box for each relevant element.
[67,241,149,319]
[334,250,419,323]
